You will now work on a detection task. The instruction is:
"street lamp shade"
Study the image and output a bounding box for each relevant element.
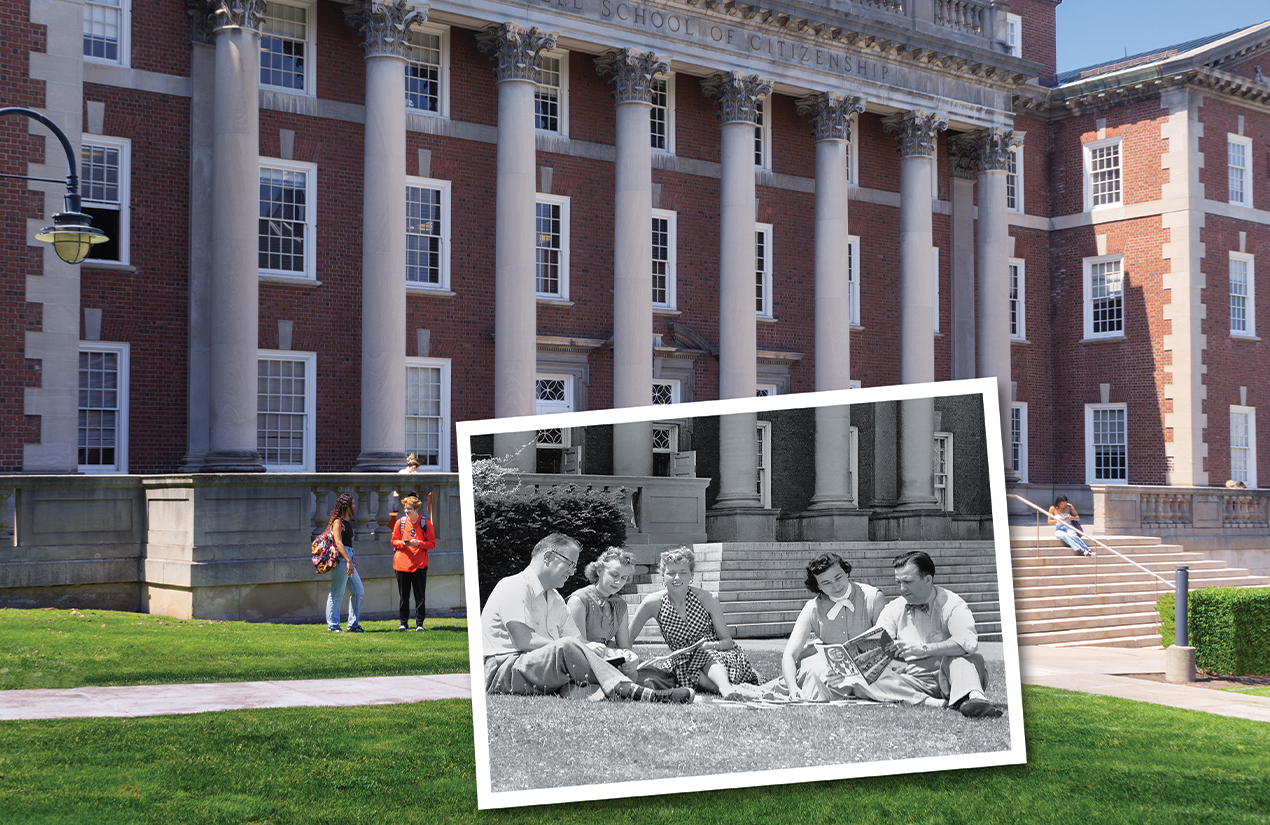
[35,210,109,264]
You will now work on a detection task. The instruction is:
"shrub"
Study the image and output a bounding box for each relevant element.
[475,483,628,608]
[1157,587,1270,675]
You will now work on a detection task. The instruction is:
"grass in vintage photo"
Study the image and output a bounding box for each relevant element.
[0,608,470,689]
[484,645,1011,791]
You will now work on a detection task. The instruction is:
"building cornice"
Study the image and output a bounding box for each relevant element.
[1022,65,1270,119]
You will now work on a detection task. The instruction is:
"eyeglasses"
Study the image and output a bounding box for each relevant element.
[546,550,578,573]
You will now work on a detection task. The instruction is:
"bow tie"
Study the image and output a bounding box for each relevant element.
[905,602,930,614]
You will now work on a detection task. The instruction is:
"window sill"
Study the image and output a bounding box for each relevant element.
[408,286,456,299]
[537,297,575,309]
[260,275,321,288]
[80,261,136,273]
[1079,334,1126,344]
[1230,333,1261,342]
[1011,337,1030,345]
[757,315,778,325]
[653,307,682,317]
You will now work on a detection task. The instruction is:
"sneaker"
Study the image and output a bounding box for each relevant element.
[347,625,364,633]
[327,626,341,632]
[397,624,409,631]
[415,624,427,631]
[612,682,695,704]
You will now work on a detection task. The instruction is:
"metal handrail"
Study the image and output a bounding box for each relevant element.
[1008,494,1172,591]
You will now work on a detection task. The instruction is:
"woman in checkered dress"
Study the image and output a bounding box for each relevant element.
[628,547,760,698]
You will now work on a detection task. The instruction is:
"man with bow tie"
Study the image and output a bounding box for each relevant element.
[849,550,1002,718]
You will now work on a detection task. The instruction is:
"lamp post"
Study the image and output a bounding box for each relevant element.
[1,106,108,264]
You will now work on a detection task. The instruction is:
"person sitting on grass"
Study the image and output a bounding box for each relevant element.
[566,547,675,690]
[627,547,761,700]
[849,551,1002,718]
[481,533,693,704]
[771,552,886,702]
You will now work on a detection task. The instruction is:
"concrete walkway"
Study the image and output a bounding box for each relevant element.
[1020,645,1270,723]
[2,646,1268,723]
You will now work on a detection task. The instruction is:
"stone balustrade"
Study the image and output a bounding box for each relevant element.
[0,473,463,622]
[1093,484,1270,541]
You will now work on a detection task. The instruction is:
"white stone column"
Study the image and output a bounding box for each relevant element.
[702,72,771,524]
[797,92,865,527]
[182,16,216,471]
[974,127,1016,479]
[477,24,557,469]
[347,0,427,470]
[598,48,668,477]
[947,136,978,382]
[204,1,266,471]
[883,111,945,512]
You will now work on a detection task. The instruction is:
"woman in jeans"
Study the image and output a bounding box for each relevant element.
[1049,495,1093,557]
[325,493,365,631]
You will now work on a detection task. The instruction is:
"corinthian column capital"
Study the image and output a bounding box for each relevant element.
[344,0,428,60]
[882,109,948,158]
[795,92,866,143]
[475,22,558,84]
[199,0,266,34]
[595,48,669,105]
[947,133,980,180]
[972,127,1017,172]
[701,71,773,125]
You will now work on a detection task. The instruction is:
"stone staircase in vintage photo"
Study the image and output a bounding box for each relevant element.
[1009,528,1270,648]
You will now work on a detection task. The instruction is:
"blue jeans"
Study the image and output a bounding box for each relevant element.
[327,555,364,629]
[1056,524,1091,555]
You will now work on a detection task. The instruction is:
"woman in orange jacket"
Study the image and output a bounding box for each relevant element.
[391,494,435,630]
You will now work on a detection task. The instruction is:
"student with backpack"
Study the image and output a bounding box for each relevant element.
[391,493,435,630]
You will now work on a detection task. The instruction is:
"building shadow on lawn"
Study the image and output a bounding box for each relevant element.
[485,655,1011,792]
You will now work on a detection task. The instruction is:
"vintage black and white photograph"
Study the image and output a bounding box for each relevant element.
[460,379,1025,809]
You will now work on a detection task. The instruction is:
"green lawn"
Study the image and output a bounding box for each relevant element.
[1,687,1266,824]
[0,608,469,689]
[1223,686,1270,698]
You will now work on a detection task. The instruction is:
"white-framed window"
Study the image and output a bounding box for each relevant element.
[1009,258,1025,340]
[404,24,449,117]
[848,235,861,326]
[406,177,450,290]
[756,383,778,397]
[1086,403,1128,484]
[83,0,128,66]
[1010,403,1028,483]
[754,97,771,169]
[535,374,574,451]
[1230,252,1255,337]
[1228,135,1252,207]
[1085,137,1122,210]
[78,342,128,474]
[535,49,568,136]
[1231,406,1257,488]
[405,357,451,471]
[1005,12,1022,58]
[652,422,679,452]
[1006,145,1023,212]
[81,136,130,265]
[652,379,681,405]
[652,209,677,309]
[932,247,941,333]
[1083,255,1124,339]
[259,159,317,279]
[756,223,774,318]
[651,74,675,153]
[257,350,316,472]
[933,432,953,511]
[260,1,314,94]
[535,194,570,299]
[756,420,772,508]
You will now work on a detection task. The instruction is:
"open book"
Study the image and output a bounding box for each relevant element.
[814,626,895,686]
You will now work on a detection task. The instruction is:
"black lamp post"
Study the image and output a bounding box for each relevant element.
[1,106,108,264]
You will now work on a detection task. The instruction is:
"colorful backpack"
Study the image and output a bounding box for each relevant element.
[311,526,340,574]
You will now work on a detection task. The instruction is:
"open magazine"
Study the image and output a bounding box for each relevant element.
[814,626,896,686]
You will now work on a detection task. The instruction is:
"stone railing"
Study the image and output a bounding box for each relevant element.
[1093,484,1270,537]
[0,473,463,622]
[934,0,985,35]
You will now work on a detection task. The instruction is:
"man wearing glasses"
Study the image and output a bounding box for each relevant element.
[482,532,694,703]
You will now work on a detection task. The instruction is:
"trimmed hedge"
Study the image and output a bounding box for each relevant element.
[1157,587,1270,675]
[475,484,628,609]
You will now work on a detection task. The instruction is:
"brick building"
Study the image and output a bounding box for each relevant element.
[3,0,1269,516]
